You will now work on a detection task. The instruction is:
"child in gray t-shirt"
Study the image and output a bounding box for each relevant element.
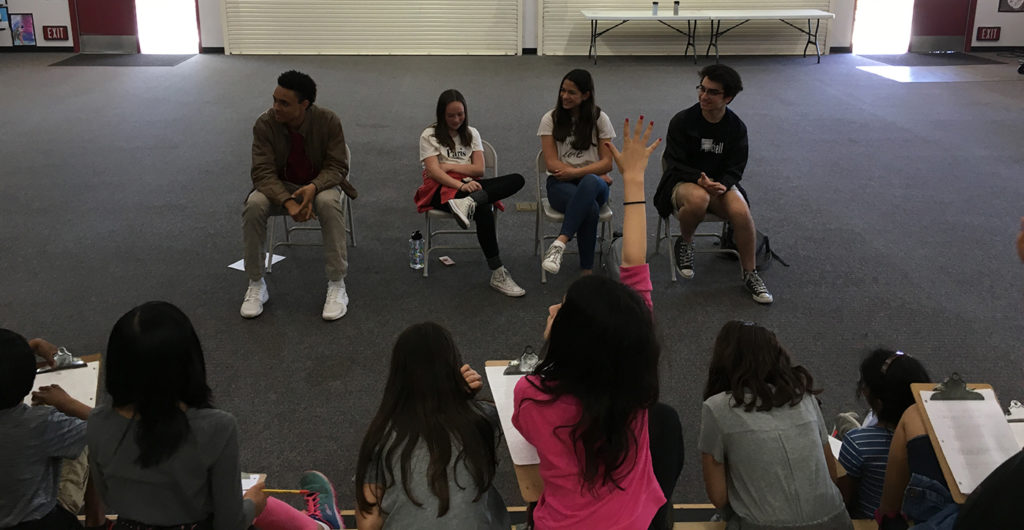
[698,321,852,530]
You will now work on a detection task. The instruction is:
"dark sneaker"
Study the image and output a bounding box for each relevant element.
[300,470,342,529]
[744,270,774,304]
[447,197,476,229]
[674,237,695,279]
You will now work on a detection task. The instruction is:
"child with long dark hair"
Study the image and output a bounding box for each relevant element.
[88,301,342,530]
[837,349,930,518]
[414,89,527,296]
[512,118,683,529]
[354,322,508,529]
[538,69,616,277]
[700,321,852,529]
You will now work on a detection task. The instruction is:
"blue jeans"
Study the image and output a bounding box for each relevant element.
[546,174,609,270]
[902,473,959,530]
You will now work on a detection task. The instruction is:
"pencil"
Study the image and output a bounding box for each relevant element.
[261,489,309,494]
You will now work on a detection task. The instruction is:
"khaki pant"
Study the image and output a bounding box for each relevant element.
[57,447,89,516]
[242,184,348,282]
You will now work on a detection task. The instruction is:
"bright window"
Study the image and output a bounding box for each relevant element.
[853,0,914,55]
[136,0,199,54]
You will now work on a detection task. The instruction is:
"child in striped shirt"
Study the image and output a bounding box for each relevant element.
[837,349,930,518]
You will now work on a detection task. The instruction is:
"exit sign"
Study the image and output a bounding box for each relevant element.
[42,26,69,41]
[976,26,1001,41]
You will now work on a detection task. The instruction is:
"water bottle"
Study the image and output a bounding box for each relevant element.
[673,1,679,15]
[409,230,425,270]
[651,1,658,15]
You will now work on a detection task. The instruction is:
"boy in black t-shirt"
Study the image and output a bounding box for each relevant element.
[653,64,773,304]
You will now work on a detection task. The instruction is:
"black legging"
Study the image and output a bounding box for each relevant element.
[430,173,525,269]
[648,402,685,530]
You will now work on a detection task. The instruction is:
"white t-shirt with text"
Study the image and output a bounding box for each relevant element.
[537,110,615,171]
[419,125,483,168]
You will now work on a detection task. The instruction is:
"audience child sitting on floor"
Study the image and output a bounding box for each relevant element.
[513,117,685,530]
[0,330,106,530]
[354,322,508,529]
[876,402,959,530]
[836,349,930,519]
[88,301,344,530]
[699,321,853,530]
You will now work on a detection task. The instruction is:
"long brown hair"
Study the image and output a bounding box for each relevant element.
[433,89,473,154]
[355,322,498,517]
[703,321,820,412]
[551,69,601,152]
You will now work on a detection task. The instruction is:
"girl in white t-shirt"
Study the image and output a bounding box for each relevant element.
[538,69,616,276]
[414,89,526,297]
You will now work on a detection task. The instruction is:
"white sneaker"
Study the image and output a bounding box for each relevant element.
[240,279,269,319]
[490,266,526,297]
[542,240,566,275]
[322,280,349,321]
[447,196,476,229]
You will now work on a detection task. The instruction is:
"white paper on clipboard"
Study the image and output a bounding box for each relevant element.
[921,389,1020,494]
[485,364,539,465]
[25,363,100,407]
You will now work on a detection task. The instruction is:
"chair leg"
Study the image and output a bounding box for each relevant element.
[666,217,676,283]
[345,196,356,247]
[534,210,542,256]
[655,217,664,254]
[423,214,431,278]
[265,217,276,273]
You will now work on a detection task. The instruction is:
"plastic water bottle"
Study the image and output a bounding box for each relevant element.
[409,231,424,270]
[652,1,658,15]
[673,1,679,15]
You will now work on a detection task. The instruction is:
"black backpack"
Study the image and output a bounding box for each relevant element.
[721,226,789,271]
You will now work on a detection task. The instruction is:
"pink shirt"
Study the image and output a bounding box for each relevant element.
[512,380,664,529]
[510,264,662,529]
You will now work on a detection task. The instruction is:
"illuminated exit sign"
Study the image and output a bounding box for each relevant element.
[43,26,69,41]
[976,27,1001,41]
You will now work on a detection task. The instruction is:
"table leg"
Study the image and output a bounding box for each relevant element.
[590,20,598,64]
[706,20,720,63]
[686,20,697,64]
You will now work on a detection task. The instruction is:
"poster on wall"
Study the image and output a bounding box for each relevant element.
[999,0,1024,12]
[0,8,9,41]
[11,13,36,46]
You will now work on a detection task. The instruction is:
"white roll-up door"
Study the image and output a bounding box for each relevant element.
[224,0,521,55]
[540,0,830,56]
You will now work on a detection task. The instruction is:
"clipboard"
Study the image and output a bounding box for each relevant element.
[25,353,101,407]
[911,375,1019,503]
[485,360,543,503]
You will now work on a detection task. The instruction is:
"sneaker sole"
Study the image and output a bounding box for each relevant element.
[751,294,774,304]
[240,292,268,319]
[322,306,347,321]
[491,284,526,297]
[450,205,471,229]
[302,470,341,529]
[677,268,694,280]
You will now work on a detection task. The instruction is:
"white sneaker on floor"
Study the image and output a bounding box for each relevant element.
[447,196,476,229]
[542,240,566,275]
[490,266,526,297]
[322,280,349,321]
[240,279,268,319]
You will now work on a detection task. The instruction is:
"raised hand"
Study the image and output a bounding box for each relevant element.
[606,116,661,186]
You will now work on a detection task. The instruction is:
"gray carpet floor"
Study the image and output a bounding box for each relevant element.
[2,51,1023,509]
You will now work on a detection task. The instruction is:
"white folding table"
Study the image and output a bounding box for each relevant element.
[581,9,835,63]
